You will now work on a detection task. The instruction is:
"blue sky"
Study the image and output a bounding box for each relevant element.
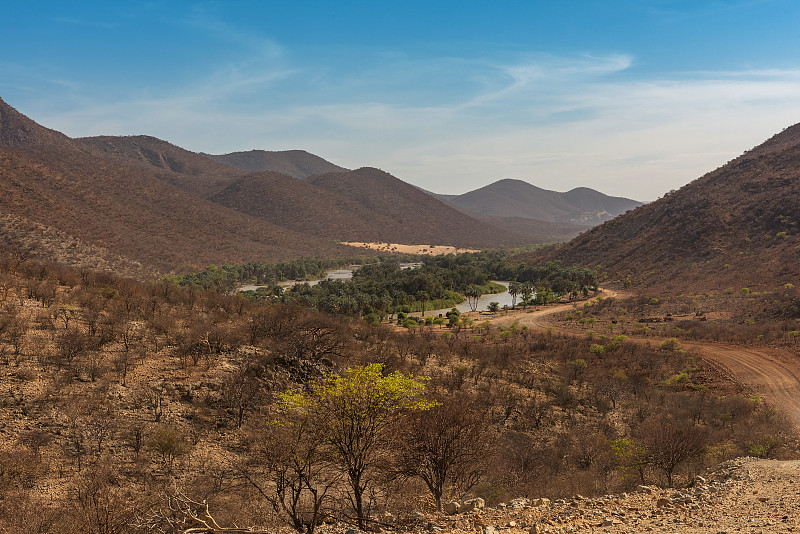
[4,1,800,200]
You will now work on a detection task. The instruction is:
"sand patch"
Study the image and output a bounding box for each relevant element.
[339,242,480,255]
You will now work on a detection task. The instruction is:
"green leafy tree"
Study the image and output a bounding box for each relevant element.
[278,364,433,529]
[446,308,461,328]
[520,282,534,308]
[465,286,481,312]
[507,281,520,308]
[610,437,648,484]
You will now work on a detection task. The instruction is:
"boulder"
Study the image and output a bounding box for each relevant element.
[459,497,485,513]
[443,501,460,515]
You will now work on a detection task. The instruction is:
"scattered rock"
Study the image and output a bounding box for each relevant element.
[656,498,671,508]
[443,502,460,515]
[459,497,485,513]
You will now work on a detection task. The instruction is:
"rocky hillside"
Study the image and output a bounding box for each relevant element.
[0,97,357,275]
[77,135,245,196]
[1,98,599,275]
[349,458,800,534]
[525,124,800,293]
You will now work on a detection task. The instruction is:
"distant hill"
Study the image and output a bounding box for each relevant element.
[0,97,358,275]
[203,149,348,178]
[441,179,642,225]
[207,170,406,243]
[473,214,591,244]
[2,98,589,276]
[306,168,541,248]
[77,135,245,196]
[523,125,800,292]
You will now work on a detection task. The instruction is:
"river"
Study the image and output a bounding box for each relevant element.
[411,281,514,318]
[237,263,422,292]
[238,264,515,315]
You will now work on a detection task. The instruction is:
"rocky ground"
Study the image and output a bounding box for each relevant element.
[312,457,800,534]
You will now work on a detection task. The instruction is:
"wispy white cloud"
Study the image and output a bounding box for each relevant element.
[50,17,117,30]
[33,50,800,201]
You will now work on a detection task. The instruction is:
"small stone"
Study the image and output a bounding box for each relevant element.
[443,501,460,515]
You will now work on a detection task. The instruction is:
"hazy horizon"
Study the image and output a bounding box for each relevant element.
[4,1,800,201]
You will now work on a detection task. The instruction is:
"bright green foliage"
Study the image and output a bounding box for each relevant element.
[277,364,433,529]
[402,318,419,329]
[446,308,461,328]
[571,358,587,381]
[610,438,648,482]
[661,372,688,386]
[589,343,605,355]
[659,337,682,352]
[746,435,781,458]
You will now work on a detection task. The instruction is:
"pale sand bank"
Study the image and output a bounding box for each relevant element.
[339,241,480,255]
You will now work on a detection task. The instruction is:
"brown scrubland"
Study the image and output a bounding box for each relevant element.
[0,250,795,533]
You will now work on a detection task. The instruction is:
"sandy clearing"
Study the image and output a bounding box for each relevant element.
[339,241,480,255]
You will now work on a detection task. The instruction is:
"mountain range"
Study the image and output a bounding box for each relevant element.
[439,179,641,225]
[0,97,640,277]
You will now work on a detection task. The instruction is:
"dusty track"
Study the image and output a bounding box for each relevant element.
[487,290,800,427]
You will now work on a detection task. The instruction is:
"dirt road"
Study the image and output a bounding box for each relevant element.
[487,290,800,427]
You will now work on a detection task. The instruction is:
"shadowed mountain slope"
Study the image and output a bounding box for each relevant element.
[77,135,246,196]
[524,125,800,292]
[0,96,77,149]
[442,179,641,225]
[0,99,358,275]
[0,97,602,275]
[208,171,409,243]
[475,214,590,244]
[203,149,348,178]
[307,168,538,248]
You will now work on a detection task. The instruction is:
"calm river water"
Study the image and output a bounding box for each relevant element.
[238,264,513,315]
